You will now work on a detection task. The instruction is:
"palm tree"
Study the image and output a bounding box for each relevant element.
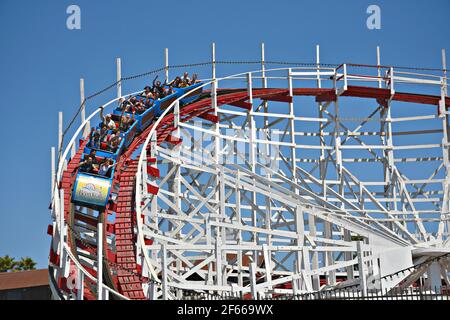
[0,255,17,272]
[16,257,37,271]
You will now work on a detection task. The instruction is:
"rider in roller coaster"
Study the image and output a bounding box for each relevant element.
[79,72,199,172]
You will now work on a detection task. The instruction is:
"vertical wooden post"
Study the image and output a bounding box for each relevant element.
[249,262,258,299]
[116,58,122,99]
[165,48,169,83]
[261,42,266,88]
[262,243,272,293]
[261,43,271,238]
[441,49,450,236]
[80,78,90,137]
[162,244,168,300]
[389,67,395,95]
[442,49,447,96]
[215,235,223,287]
[97,222,103,300]
[212,42,216,80]
[51,147,55,194]
[316,45,321,88]
[71,141,76,159]
[247,72,258,263]
[236,170,243,290]
[357,241,367,296]
[59,189,65,269]
[343,64,348,90]
[77,268,84,300]
[58,112,63,153]
[314,45,323,290]
[80,78,85,123]
[376,46,382,88]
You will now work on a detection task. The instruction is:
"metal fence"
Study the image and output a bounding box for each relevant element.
[286,286,450,301]
[178,286,450,301]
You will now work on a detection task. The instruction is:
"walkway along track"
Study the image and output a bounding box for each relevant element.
[51,85,450,299]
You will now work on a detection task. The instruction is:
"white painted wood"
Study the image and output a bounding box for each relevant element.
[58,112,63,153]
[116,58,122,98]
[97,222,103,300]
[52,57,450,300]
[165,48,169,83]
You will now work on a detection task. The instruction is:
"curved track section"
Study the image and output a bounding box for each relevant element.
[49,64,450,299]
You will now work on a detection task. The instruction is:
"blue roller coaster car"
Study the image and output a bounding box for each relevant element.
[71,154,116,209]
[72,82,203,209]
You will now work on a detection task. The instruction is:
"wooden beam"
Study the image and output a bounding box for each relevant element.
[229,100,252,110]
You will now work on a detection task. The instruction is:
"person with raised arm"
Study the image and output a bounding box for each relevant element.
[119,110,135,131]
[169,76,182,88]
[152,75,165,97]
[190,73,199,85]
[98,158,117,177]
[74,156,98,174]
[99,105,116,130]
[182,71,190,84]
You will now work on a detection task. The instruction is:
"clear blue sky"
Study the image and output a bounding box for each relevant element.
[0,0,449,268]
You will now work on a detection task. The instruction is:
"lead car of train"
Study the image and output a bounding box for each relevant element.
[71,82,203,210]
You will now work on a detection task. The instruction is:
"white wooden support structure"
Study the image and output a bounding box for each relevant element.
[149,130,159,263]
[428,261,443,293]
[211,42,216,80]
[58,112,63,153]
[236,170,244,290]
[377,46,382,88]
[80,78,89,137]
[389,67,395,95]
[165,48,169,83]
[312,47,322,289]
[77,268,84,300]
[247,72,258,264]
[50,47,450,300]
[161,244,169,300]
[357,241,367,296]
[262,243,272,294]
[261,42,267,88]
[116,58,122,99]
[97,222,103,300]
[215,235,223,287]
[249,262,258,299]
[51,147,55,195]
[210,41,219,286]
[59,189,65,269]
[343,63,348,91]
[440,49,450,239]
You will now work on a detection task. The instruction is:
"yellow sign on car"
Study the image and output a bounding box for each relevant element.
[72,173,111,207]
